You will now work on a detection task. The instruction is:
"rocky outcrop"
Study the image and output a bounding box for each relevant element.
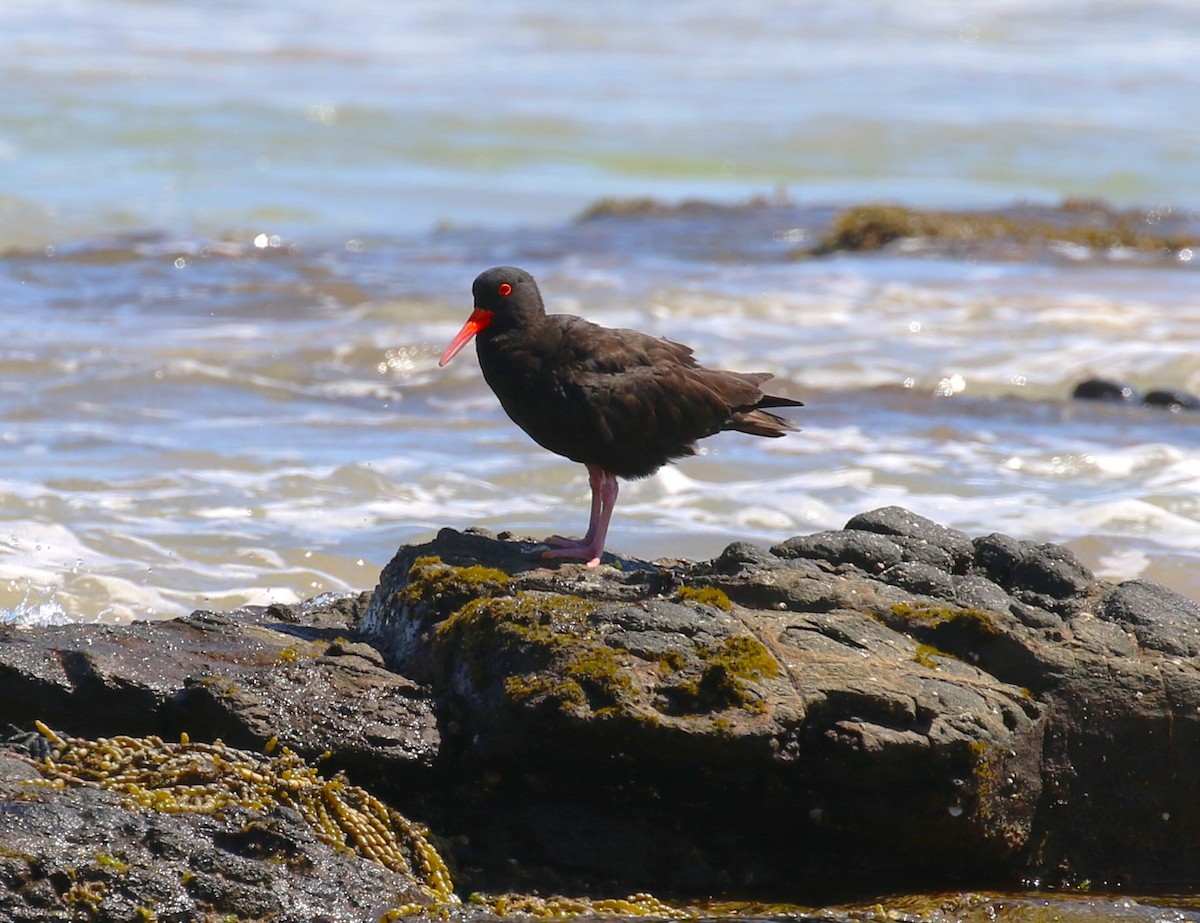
[359,506,1200,894]
[2,506,1200,916]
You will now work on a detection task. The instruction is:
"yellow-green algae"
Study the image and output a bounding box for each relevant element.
[63,875,107,914]
[504,644,636,714]
[666,635,781,715]
[26,722,456,909]
[912,643,941,669]
[402,555,511,617]
[810,201,1198,256]
[95,852,129,872]
[433,582,779,719]
[434,591,642,714]
[889,602,1000,637]
[362,889,1200,923]
[385,891,799,921]
[275,639,326,664]
[912,642,961,669]
[673,585,733,611]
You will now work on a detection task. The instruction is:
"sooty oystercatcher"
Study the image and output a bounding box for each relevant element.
[438,266,803,566]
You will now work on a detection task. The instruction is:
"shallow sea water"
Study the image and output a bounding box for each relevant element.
[2,2,1199,628]
[2,214,1197,623]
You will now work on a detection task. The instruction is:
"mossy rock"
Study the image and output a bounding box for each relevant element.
[880,603,1005,668]
[657,635,780,716]
[673,586,733,611]
[433,591,640,715]
[432,588,782,722]
[889,602,1000,637]
[809,202,1197,255]
[401,556,511,621]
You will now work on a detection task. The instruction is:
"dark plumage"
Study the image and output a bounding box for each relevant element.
[439,266,802,565]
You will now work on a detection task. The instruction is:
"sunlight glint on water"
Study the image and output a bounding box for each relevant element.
[1,1,1199,621]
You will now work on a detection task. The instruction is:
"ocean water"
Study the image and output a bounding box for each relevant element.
[2,0,1199,623]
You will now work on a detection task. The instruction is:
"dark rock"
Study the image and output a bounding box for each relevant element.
[1101,579,1200,657]
[362,544,1043,895]
[972,532,1027,585]
[705,558,861,613]
[878,561,957,599]
[845,506,975,573]
[3,506,1200,903]
[0,594,439,781]
[972,535,1094,615]
[704,540,779,575]
[1072,378,1140,403]
[771,529,904,573]
[1008,542,1094,614]
[1143,388,1200,411]
[952,574,1014,613]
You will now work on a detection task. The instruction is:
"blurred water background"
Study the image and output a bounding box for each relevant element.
[2,0,1198,624]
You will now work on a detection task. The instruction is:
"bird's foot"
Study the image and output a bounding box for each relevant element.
[542,543,603,567]
[543,534,586,549]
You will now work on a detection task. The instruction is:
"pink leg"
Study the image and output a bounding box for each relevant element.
[545,464,605,547]
[544,466,619,567]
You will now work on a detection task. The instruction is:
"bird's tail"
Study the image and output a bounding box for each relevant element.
[714,371,803,437]
[753,393,805,410]
[728,406,799,437]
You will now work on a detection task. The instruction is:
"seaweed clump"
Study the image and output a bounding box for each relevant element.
[445,891,694,921]
[26,722,456,907]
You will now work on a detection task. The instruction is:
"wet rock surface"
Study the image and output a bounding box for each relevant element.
[3,506,1200,916]
[0,749,433,923]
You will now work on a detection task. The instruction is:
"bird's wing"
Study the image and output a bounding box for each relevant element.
[551,315,699,373]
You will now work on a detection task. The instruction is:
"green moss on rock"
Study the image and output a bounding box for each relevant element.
[673,586,733,611]
[434,592,640,714]
[663,635,780,715]
[912,642,957,669]
[275,640,325,664]
[890,602,1000,637]
[401,555,511,619]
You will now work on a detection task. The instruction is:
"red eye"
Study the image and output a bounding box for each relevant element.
[498,283,512,296]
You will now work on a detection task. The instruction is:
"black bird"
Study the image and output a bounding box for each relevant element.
[439,266,803,566]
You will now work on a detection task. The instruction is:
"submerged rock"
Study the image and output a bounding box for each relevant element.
[1073,378,1200,412]
[806,200,1199,259]
[2,506,1200,908]
[1072,378,1141,404]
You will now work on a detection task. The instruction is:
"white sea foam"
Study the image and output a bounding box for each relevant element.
[1,0,1198,618]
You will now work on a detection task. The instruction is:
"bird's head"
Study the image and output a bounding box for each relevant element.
[438,266,544,367]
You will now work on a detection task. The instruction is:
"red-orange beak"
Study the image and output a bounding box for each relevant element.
[438,307,494,367]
